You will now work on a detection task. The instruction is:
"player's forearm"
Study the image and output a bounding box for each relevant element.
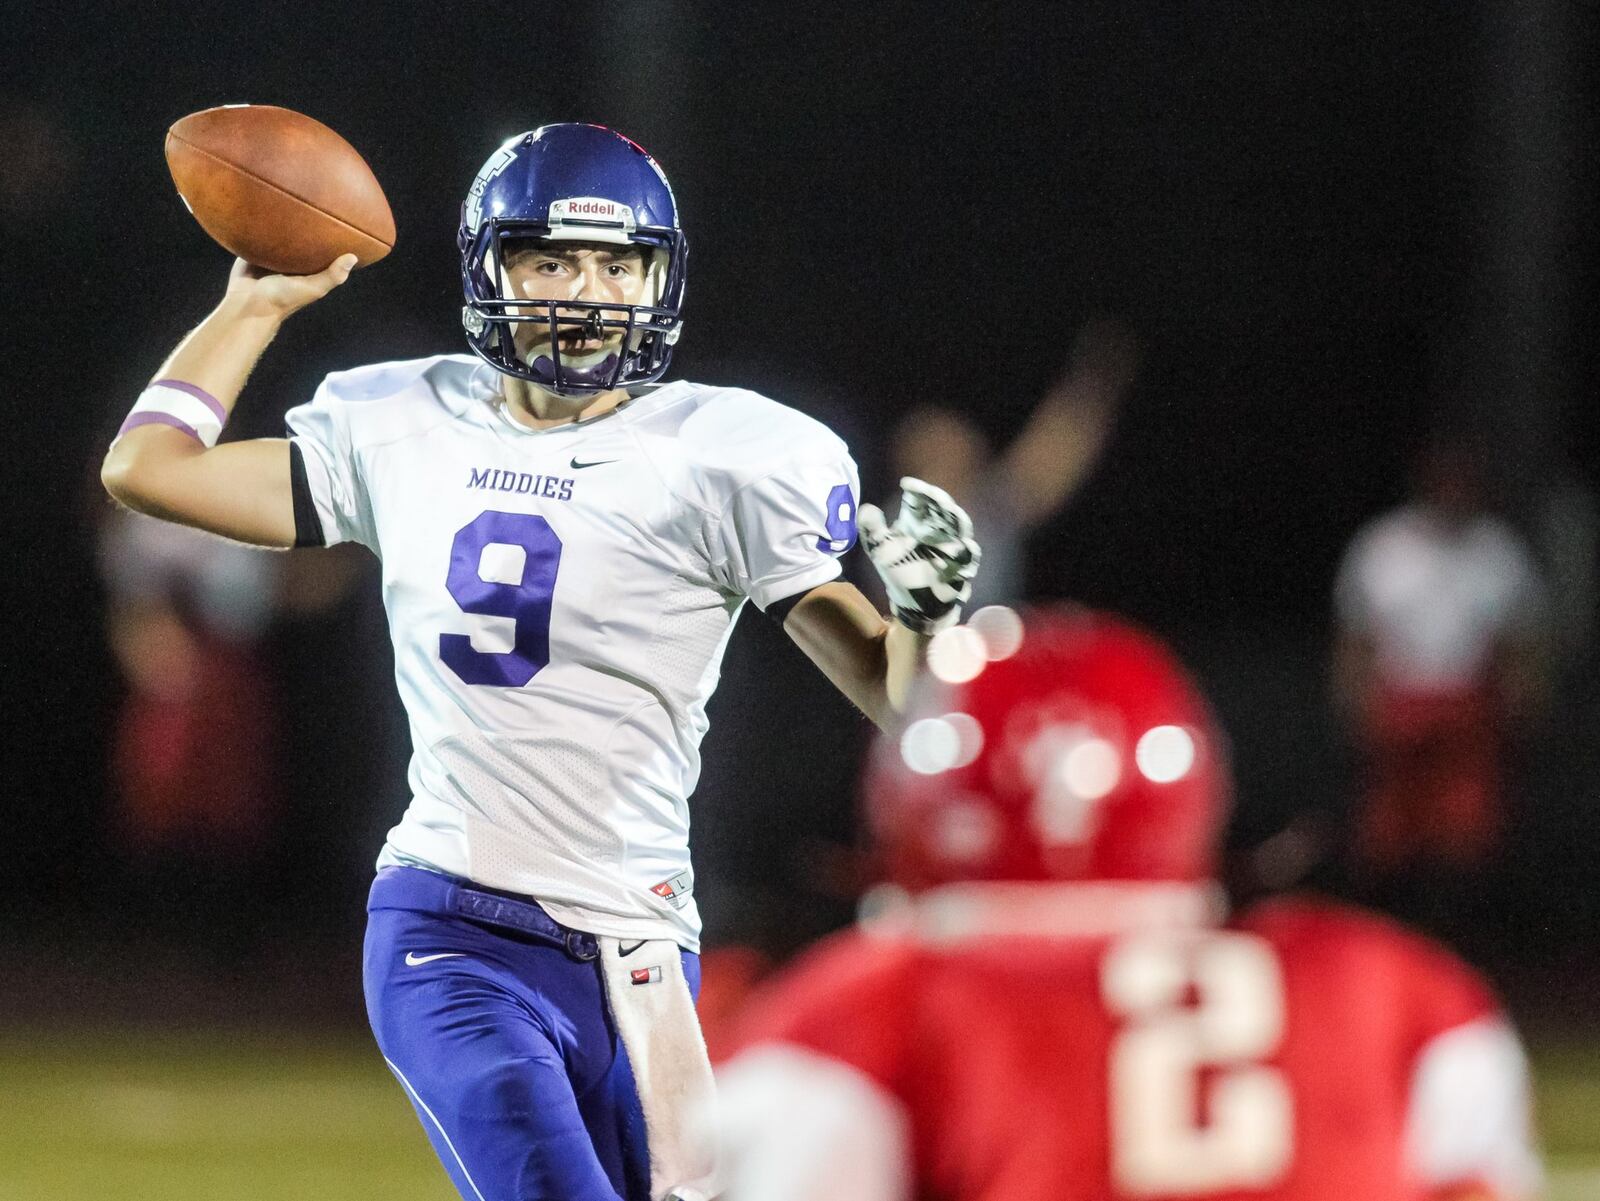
[102,299,283,514]
[154,295,284,420]
[783,582,893,728]
[824,618,928,726]
[884,620,932,714]
[1003,396,1111,527]
[784,583,935,729]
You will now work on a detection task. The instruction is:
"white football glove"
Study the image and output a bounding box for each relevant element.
[858,477,982,635]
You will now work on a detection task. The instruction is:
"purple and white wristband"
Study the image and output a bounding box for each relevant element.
[116,379,227,448]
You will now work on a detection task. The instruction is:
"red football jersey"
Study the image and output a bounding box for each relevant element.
[718,888,1538,1201]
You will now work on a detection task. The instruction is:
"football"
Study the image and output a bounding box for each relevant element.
[164,104,395,275]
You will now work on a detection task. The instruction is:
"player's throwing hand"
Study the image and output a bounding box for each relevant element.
[859,476,982,634]
[223,253,359,321]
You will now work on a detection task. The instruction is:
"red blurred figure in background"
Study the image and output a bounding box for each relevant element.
[717,608,1540,1201]
[100,508,280,861]
[1334,443,1548,929]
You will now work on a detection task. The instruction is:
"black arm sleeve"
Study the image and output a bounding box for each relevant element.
[764,583,822,628]
[288,440,327,549]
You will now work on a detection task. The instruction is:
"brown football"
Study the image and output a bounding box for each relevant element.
[165,104,395,275]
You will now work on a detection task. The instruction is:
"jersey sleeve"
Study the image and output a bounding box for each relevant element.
[713,447,862,612]
[1395,929,1543,1199]
[284,380,377,550]
[715,933,916,1201]
[1405,1017,1542,1200]
[716,1044,912,1201]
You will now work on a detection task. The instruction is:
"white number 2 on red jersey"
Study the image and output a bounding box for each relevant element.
[1100,931,1294,1196]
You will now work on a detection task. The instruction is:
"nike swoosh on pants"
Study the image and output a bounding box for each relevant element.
[404,951,466,966]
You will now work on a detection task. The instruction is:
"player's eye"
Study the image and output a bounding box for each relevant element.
[605,262,633,278]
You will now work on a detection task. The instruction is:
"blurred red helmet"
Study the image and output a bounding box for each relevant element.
[866,607,1231,891]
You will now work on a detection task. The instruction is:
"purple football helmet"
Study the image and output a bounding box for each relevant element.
[457,123,688,395]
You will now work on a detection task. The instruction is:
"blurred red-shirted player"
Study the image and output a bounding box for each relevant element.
[716,608,1540,1201]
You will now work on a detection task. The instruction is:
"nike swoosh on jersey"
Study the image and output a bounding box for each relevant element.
[570,457,620,469]
[404,951,466,966]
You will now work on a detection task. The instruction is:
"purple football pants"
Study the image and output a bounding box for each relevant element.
[363,866,700,1201]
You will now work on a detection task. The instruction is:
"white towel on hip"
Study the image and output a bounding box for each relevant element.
[598,935,719,1201]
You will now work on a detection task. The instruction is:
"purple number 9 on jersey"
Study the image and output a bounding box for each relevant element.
[441,510,563,687]
[817,483,858,554]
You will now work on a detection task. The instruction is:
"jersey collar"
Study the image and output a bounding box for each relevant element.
[486,378,687,437]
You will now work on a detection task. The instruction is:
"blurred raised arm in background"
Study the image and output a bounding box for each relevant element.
[891,317,1138,607]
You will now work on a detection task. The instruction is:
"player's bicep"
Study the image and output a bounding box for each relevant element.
[103,426,297,548]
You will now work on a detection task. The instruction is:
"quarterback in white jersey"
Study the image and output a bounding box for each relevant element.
[290,356,863,948]
[102,123,979,1201]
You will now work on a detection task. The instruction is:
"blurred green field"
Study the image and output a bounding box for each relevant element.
[0,1030,1595,1200]
[0,1030,455,1201]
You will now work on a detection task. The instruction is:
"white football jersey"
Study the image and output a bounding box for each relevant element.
[287,355,860,949]
[1335,506,1545,691]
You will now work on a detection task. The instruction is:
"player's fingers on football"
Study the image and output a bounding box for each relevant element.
[319,253,360,286]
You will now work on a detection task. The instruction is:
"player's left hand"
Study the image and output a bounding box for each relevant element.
[858,477,981,635]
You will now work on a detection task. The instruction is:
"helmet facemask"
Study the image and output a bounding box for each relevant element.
[461,218,685,397]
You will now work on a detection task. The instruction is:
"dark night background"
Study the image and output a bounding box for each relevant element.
[4,2,1599,1019]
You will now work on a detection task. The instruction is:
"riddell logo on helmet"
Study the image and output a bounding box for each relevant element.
[551,197,633,221]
